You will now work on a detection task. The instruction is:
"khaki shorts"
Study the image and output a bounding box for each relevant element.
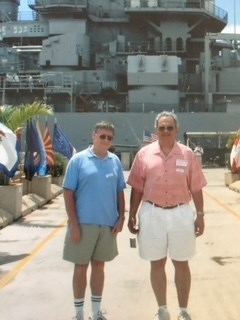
[137,202,196,261]
[63,223,118,264]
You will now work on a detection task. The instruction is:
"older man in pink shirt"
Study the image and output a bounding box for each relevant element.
[127,111,207,320]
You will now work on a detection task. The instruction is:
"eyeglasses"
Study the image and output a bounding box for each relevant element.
[158,126,174,132]
[99,134,113,141]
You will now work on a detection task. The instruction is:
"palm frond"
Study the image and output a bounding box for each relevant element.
[0,105,15,126]
[1,101,54,132]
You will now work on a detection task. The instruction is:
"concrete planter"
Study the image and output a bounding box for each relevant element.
[51,175,64,187]
[0,183,23,220]
[224,172,240,186]
[22,175,52,202]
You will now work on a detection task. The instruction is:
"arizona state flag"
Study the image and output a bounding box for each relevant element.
[43,121,55,167]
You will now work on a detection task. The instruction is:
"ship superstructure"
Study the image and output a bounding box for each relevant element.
[0,0,239,113]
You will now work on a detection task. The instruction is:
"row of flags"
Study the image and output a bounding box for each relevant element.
[1,124,156,182]
[2,122,240,178]
[24,120,76,181]
[0,120,76,182]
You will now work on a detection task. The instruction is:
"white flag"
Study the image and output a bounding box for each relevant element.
[0,122,18,176]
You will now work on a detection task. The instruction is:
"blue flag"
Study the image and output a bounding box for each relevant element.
[53,123,75,159]
[36,120,48,176]
[24,120,42,181]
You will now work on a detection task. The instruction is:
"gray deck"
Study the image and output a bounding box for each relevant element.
[0,168,240,320]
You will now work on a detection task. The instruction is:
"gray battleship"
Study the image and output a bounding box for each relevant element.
[0,0,239,112]
[0,1,240,166]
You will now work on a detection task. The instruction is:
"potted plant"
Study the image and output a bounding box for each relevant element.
[0,101,53,132]
[51,152,67,186]
[0,101,53,185]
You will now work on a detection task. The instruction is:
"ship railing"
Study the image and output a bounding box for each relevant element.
[43,73,73,88]
[1,73,73,90]
[88,4,128,19]
[94,40,185,54]
[117,40,185,54]
[124,0,228,23]
[28,0,87,7]
[75,80,117,94]
[102,81,118,91]
[181,101,213,112]
[1,73,74,90]
[1,74,44,89]
[115,41,153,54]
[17,11,37,21]
[75,81,102,94]
[127,102,179,113]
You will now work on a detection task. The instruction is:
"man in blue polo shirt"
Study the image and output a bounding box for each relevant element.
[63,121,126,320]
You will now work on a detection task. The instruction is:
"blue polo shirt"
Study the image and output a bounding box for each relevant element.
[63,147,126,227]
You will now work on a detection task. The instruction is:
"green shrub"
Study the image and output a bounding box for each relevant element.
[50,152,66,177]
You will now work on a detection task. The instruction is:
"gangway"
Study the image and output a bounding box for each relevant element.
[185,131,237,167]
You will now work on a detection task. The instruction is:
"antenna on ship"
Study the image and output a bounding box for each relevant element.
[234,0,236,34]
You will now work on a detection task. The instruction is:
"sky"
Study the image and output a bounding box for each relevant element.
[19,0,239,33]
[216,0,240,33]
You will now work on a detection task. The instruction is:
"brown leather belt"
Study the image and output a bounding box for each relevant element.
[146,201,185,209]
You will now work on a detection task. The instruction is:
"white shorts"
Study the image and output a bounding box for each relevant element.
[137,201,196,261]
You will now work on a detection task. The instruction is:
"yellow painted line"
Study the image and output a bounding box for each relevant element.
[204,189,240,220]
[0,218,67,289]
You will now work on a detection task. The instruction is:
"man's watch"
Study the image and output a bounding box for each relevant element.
[196,211,204,216]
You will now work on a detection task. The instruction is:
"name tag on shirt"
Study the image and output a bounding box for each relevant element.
[176,159,187,167]
[106,173,114,178]
[176,168,185,173]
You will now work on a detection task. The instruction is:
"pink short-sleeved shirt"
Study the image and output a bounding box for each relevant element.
[127,141,207,207]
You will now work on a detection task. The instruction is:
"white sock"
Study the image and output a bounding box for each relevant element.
[91,295,102,316]
[74,298,84,316]
[159,305,167,309]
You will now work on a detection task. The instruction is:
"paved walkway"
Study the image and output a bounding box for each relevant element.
[0,168,240,320]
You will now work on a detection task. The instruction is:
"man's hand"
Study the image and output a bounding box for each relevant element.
[112,216,125,234]
[128,215,139,234]
[195,216,205,237]
[70,224,81,243]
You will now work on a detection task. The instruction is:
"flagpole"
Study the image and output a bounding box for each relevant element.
[234,0,236,34]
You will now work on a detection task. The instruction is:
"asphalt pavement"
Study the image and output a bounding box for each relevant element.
[0,168,240,320]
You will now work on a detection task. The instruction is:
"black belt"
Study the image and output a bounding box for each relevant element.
[146,201,185,209]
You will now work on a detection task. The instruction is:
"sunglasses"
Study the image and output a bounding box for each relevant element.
[158,126,174,132]
[99,134,113,141]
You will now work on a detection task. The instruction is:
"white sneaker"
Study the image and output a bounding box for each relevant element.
[89,310,107,320]
[73,311,84,320]
[154,308,170,320]
[177,311,192,320]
